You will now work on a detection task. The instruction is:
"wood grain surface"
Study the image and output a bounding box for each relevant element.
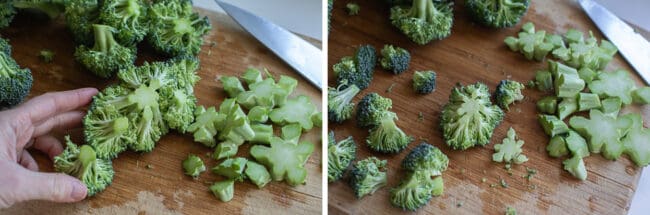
[328,0,649,214]
[1,9,322,215]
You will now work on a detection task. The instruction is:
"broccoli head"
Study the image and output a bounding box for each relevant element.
[441,83,504,150]
[328,82,360,123]
[99,0,149,45]
[356,93,393,128]
[54,136,114,197]
[334,45,376,90]
[245,161,272,188]
[569,109,632,159]
[390,0,454,45]
[148,0,211,57]
[250,136,315,186]
[495,80,525,110]
[465,0,529,28]
[412,70,436,94]
[493,127,528,164]
[0,38,32,109]
[349,157,387,198]
[380,45,411,74]
[64,0,100,45]
[328,131,357,182]
[182,154,206,178]
[74,24,136,78]
[390,171,443,211]
[367,111,413,153]
[401,143,448,176]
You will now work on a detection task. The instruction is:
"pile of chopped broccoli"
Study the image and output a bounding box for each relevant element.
[357,93,412,153]
[379,45,410,74]
[349,157,387,198]
[328,82,360,123]
[536,96,557,114]
[552,30,618,71]
[346,2,360,15]
[495,80,525,110]
[389,0,454,45]
[0,37,32,109]
[74,24,136,78]
[493,127,528,164]
[148,0,211,57]
[235,68,297,110]
[182,154,206,178]
[465,0,529,28]
[328,131,356,182]
[244,161,272,188]
[534,70,553,92]
[622,113,650,167]
[412,71,436,94]
[54,136,114,197]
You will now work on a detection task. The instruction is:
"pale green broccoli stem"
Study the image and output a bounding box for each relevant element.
[504,22,553,61]
[588,69,636,105]
[220,76,245,98]
[492,127,528,164]
[577,93,601,111]
[247,106,269,123]
[563,155,587,180]
[547,135,568,158]
[600,97,622,117]
[431,176,444,196]
[249,124,273,144]
[212,157,248,181]
[242,68,263,85]
[92,24,118,53]
[281,124,303,144]
[538,115,569,137]
[182,154,206,178]
[569,110,632,157]
[578,68,597,83]
[210,179,235,202]
[346,2,360,15]
[565,131,589,158]
[245,161,272,188]
[622,113,650,167]
[555,73,585,98]
[557,97,577,120]
[534,70,553,92]
[632,87,650,104]
[565,29,583,43]
[213,141,239,160]
[536,96,556,114]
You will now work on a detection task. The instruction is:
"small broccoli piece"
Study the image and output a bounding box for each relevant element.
[465,0,529,28]
[210,179,235,202]
[269,95,319,131]
[247,106,270,123]
[64,0,100,46]
[578,67,598,83]
[390,171,441,211]
[187,106,222,147]
[213,142,237,160]
[212,157,248,182]
[562,155,587,180]
[249,123,273,144]
[401,143,448,176]
[546,135,568,158]
[534,70,553,92]
[493,127,528,164]
[245,161,271,188]
[495,80,525,110]
[99,0,149,45]
[505,206,517,215]
[354,45,377,81]
[328,131,357,182]
[39,49,54,63]
[548,61,585,98]
[0,2,16,29]
[334,45,376,90]
[589,70,636,105]
[346,2,360,15]
[148,0,211,56]
[182,154,206,178]
[367,111,413,153]
[632,87,650,104]
[250,136,314,186]
[220,76,245,98]
[380,45,411,74]
[577,93,601,111]
[504,22,553,61]
[328,83,360,123]
[412,71,436,94]
[538,115,569,137]
[389,0,454,45]
[0,37,32,109]
[237,70,297,109]
[349,157,388,198]
[565,130,589,158]
[356,93,393,128]
[160,90,198,134]
[536,96,557,114]
[74,24,136,78]
[441,83,504,150]
[600,97,622,117]
[557,97,577,120]
[569,109,632,158]
[622,113,650,167]
[54,136,114,197]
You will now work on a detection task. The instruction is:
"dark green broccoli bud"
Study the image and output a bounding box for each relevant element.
[39,49,54,63]
[11,0,67,19]
[495,80,525,110]
[245,161,272,188]
[148,0,212,57]
[99,0,149,45]
[54,136,114,197]
[346,2,359,15]
[389,0,454,45]
[0,2,16,29]
[64,0,100,46]
[390,171,442,211]
[380,45,410,74]
[182,154,205,178]
[465,0,529,28]
[328,131,357,182]
[441,83,504,150]
[212,157,248,182]
[250,136,315,186]
[269,95,319,131]
[356,93,392,128]
[210,179,234,202]
[355,45,376,75]
[0,38,32,109]
[74,24,136,78]
[412,71,436,94]
[401,143,448,176]
[248,106,270,124]
[328,82,360,123]
[367,111,413,153]
[349,157,387,198]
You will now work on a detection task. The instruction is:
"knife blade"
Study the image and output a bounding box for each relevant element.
[215,1,323,90]
[579,0,650,85]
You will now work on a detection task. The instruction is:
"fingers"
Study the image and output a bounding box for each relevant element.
[18,151,38,171]
[19,88,97,124]
[14,167,87,203]
[32,135,63,160]
[32,111,85,137]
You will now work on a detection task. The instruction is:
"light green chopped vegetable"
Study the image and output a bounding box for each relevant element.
[346,2,360,15]
[557,97,578,120]
[600,97,622,117]
[569,109,632,158]
[538,115,570,137]
[493,127,528,164]
[220,76,245,98]
[589,70,636,105]
[547,135,568,158]
[269,95,319,131]
[577,68,597,83]
[536,96,557,114]
[578,93,601,111]
[622,113,650,167]
[249,124,273,144]
[504,22,553,61]
[237,70,297,109]
[534,70,553,92]
[39,49,55,63]
[632,87,650,104]
[565,131,589,158]
[210,179,235,202]
[182,154,206,178]
[245,161,272,188]
[212,157,248,181]
[563,155,587,180]
[250,136,314,186]
[213,141,238,160]
[247,106,270,123]
[187,106,222,147]
[506,206,517,215]
[495,80,525,111]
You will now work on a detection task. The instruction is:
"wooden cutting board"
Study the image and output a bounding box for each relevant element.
[328,0,649,214]
[1,8,322,215]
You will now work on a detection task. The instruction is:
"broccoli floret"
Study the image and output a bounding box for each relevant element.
[401,143,448,176]
[187,106,222,147]
[356,93,392,128]
[64,0,100,46]
[0,2,16,29]
[148,0,211,57]
[389,0,453,45]
[237,70,297,109]
[74,24,136,78]
[39,49,54,63]
[210,179,234,202]
[249,123,273,144]
[355,45,377,76]
[412,71,436,94]
[562,154,587,180]
[250,136,314,186]
[495,80,525,110]
[589,70,636,105]
[54,136,114,197]
[159,89,197,134]
[622,113,650,167]
[569,109,632,159]
[632,87,650,104]
[83,92,134,159]
[99,0,149,45]
[465,0,529,28]
[536,96,557,114]
[245,161,272,188]
[346,2,360,15]
[212,157,248,182]
[493,127,528,164]
[349,157,387,198]
[328,83,360,123]
[328,131,357,182]
[504,22,554,61]
[390,171,443,211]
[367,111,413,153]
[11,0,66,19]
[182,154,205,178]
[380,45,410,74]
[441,83,504,150]
[334,46,376,91]
[269,95,319,131]
[0,38,32,109]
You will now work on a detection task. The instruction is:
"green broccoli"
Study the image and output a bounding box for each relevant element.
[10,0,67,19]
[390,171,443,211]
[578,67,598,84]
[99,0,149,45]
[328,82,360,123]
[148,0,211,57]
[328,131,356,182]
[236,69,297,109]
[565,130,589,158]
[569,109,632,159]
[441,83,504,150]
[589,70,636,105]
[505,206,517,215]
[493,127,528,164]
[536,96,557,114]
[244,161,272,188]
[210,179,234,202]
[0,2,16,29]
[557,97,577,120]
[465,0,529,28]
[600,97,622,117]
[39,49,54,63]
[269,95,319,131]
[622,113,650,167]
[220,76,245,98]
[186,106,221,147]
[401,143,448,176]
[495,80,525,110]
[250,135,314,186]
[74,24,136,78]
[538,114,569,137]
[64,0,100,46]
[380,45,411,74]
[356,93,392,128]
[182,154,206,178]
[549,61,585,98]
[546,135,568,158]
[0,37,32,109]
[504,22,554,61]
[357,93,412,153]
[534,70,553,92]
[249,123,273,144]
[632,87,650,104]
[209,99,257,159]
[412,71,436,94]
[349,157,387,198]
[346,2,360,15]
[562,154,587,180]
[54,136,114,197]
[212,157,248,182]
[389,0,454,45]
[552,30,618,70]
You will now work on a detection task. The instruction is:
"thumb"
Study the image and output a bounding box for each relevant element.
[15,167,87,203]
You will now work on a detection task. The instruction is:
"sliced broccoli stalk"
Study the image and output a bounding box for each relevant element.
[534,70,553,92]
[578,67,597,83]
[248,106,270,123]
[389,0,454,45]
[390,171,437,211]
[54,136,114,197]
[367,111,413,153]
[561,30,618,70]
[328,131,357,182]
[356,93,393,128]
[220,76,245,98]
[504,22,553,61]
[74,24,136,78]
[148,0,211,56]
[245,161,271,188]
[557,97,577,120]
[311,111,322,127]
[269,95,319,131]
[213,141,239,160]
[564,29,583,44]
[349,157,387,198]
[546,34,565,49]
[346,2,360,15]
[493,127,528,164]
[555,73,585,98]
[380,45,411,74]
[622,113,650,167]
[0,38,32,108]
[589,70,636,105]
[441,83,504,150]
[354,45,377,79]
[187,106,222,147]
[250,136,315,186]
[99,0,149,45]
[281,124,303,144]
[538,115,569,137]
[249,124,273,144]
[569,109,632,158]
[182,154,206,178]
[328,83,361,123]
[562,155,587,180]
[241,68,263,85]
[412,71,437,94]
[237,73,297,110]
[632,87,650,105]
[536,96,557,114]
[465,0,529,28]
[401,143,448,176]
[210,179,235,202]
[600,97,622,117]
[548,60,578,79]
[565,130,589,158]
[577,93,601,111]
[212,157,248,182]
[547,135,568,158]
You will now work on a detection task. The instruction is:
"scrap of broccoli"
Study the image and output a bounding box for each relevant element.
[401,143,448,176]
[0,2,16,29]
[504,22,554,61]
[244,161,272,188]
[54,136,114,197]
[495,80,525,110]
[83,94,134,159]
[577,93,601,111]
[349,157,387,198]
[536,96,557,114]
[186,106,221,147]
[346,2,360,15]
[632,87,650,104]
[328,131,356,182]
[148,0,211,57]
[64,0,100,46]
[548,61,585,98]
[210,99,257,159]
[212,157,248,182]
[506,206,517,215]
[249,123,273,144]
[546,135,568,158]
[39,49,54,63]
[220,76,245,98]
[465,0,529,28]
[74,24,136,78]
[10,0,67,19]
[622,113,650,167]
[600,97,622,117]
[0,37,32,109]
[588,69,636,105]
[569,109,632,159]
[356,93,392,128]
[269,95,319,131]
[237,69,297,110]
[557,97,577,120]
[380,45,411,74]
[562,154,587,180]
[390,171,443,211]
[357,93,412,153]
[578,67,598,84]
[441,83,504,150]
[412,71,436,94]
[493,127,528,164]
[328,82,360,123]
[210,179,234,202]
[250,135,314,186]
[538,114,569,137]
[182,154,206,178]
[389,0,453,45]
[99,0,149,45]
[565,130,589,158]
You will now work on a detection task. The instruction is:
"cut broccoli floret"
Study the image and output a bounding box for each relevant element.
[346,2,360,15]
[99,0,149,45]
[577,93,601,111]
[504,22,554,61]
[148,0,211,56]
[441,83,504,150]
[380,45,411,74]
[210,179,234,202]
[353,45,377,81]
[367,111,413,153]
[390,171,442,211]
[356,93,392,128]
[546,135,568,158]
[328,131,356,182]
[557,97,577,120]
[622,113,650,167]
[54,136,114,197]
[401,143,448,176]
[632,87,650,104]
[212,157,248,182]
[495,80,525,110]
[563,154,587,180]
[349,157,387,198]
[569,109,632,158]
[493,127,528,164]
[182,154,205,178]
[244,161,271,188]
[538,115,569,137]
[389,0,454,45]
[412,71,436,94]
[269,95,319,131]
[250,136,314,186]
[334,45,376,91]
[465,0,529,28]
[83,94,134,159]
[0,2,16,29]
[74,24,136,78]
[0,37,32,109]
[64,0,100,46]
[187,106,222,147]
[536,96,557,114]
[589,70,636,105]
[328,83,360,123]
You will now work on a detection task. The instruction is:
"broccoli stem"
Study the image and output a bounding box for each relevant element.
[79,145,97,168]
[92,24,118,53]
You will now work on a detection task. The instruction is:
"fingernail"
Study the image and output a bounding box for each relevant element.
[70,181,87,200]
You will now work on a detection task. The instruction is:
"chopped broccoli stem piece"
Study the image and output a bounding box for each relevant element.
[390,171,439,211]
[578,67,597,83]
[328,131,357,182]
[269,95,319,131]
[569,109,632,158]
[557,97,578,120]
[241,68,263,85]
[563,155,587,180]
[250,136,314,186]
[559,30,618,70]
[622,113,650,167]
[245,161,272,188]
[328,83,360,123]
[536,96,557,114]
[538,115,569,137]
[465,0,529,28]
[555,73,585,98]
[600,97,622,117]
[213,141,238,160]
[589,70,636,105]
[182,154,206,178]
[54,136,114,197]
[367,111,413,153]
[504,22,553,61]
[577,93,601,111]
[547,135,568,158]
[220,76,245,98]
[401,143,448,176]
[380,45,411,74]
[389,0,454,45]
[412,71,437,94]
[39,49,54,63]
[187,106,222,147]
[248,106,270,123]
[0,37,32,109]
[210,179,235,202]
[349,157,387,198]
[534,70,553,92]
[493,127,528,164]
[249,124,273,144]
[632,87,650,104]
[431,176,444,196]
[565,130,589,158]
[346,2,360,15]
[212,157,248,182]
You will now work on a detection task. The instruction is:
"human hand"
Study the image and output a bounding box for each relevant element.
[0,88,98,208]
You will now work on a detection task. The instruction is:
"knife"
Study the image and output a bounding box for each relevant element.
[579,0,650,85]
[215,1,323,90]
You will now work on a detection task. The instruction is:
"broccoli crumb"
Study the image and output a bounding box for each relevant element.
[500,178,508,188]
[39,49,55,63]
[346,2,360,15]
[481,178,487,183]
[490,184,498,188]
[146,164,153,169]
[386,83,396,93]
[456,202,463,207]
[506,206,516,215]
[418,112,424,122]
[525,167,537,180]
